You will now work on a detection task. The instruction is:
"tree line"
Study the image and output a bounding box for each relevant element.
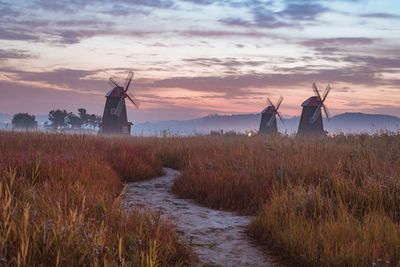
[11,109,102,131]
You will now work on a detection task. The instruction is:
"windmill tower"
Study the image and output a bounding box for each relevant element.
[297,83,331,136]
[100,71,139,135]
[259,96,284,135]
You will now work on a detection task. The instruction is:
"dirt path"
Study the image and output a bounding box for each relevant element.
[122,168,279,267]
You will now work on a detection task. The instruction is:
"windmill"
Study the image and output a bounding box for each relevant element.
[100,71,139,135]
[297,83,331,136]
[259,96,284,135]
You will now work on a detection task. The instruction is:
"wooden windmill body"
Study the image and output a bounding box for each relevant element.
[100,72,139,135]
[297,83,331,136]
[259,96,283,135]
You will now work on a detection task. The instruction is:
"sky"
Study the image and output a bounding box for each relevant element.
[0,0,399,122]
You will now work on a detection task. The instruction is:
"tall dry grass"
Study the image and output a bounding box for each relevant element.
[2,131,399,266]
[128,134,400,267]
[0,131,190,266]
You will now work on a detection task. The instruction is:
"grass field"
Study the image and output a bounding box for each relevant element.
[1,131,399,266]
[0,132,191,267]
[131,134,400,267]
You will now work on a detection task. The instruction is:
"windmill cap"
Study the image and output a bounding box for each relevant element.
[106,86,125,97]
[301,96,321,107]
[261,106,276,114]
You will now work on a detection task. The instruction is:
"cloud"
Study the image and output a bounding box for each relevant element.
[34,0,174,11]
[3,59,397,102]
[181,0,217,4]
[278,2,329,20]
[0,0,170,44]
[246,5,296,28]
[252,6,292,27]
[299,37,380,57]
[1,68,106,93]
[54,29,107,44]
[136,66,382,97]
[360,13,400,19]
[183,57,267,69]
[220,1,329,29]
[0,1,20,17]
[101,4,151,16]
[0,28,39,41]
[301,37,378,47]
[219,18,253,27]
[180,30,270,38]
[0,49,34,60]
[0,15,160,44]
[343,56,400,69]
[0,13,111,44]
[180,0,247,6]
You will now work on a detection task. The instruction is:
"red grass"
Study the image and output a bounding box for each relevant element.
[2,131,399,266]
[126,134,400,266]
[0,131,191,266]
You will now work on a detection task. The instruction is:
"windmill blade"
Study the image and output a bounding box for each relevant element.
[267,97,275,108]
[275,96,283,111]
[323,104,331,121]
[277,111,284,124]
[124,71,134,92]
[108,79,117,88]
[322,84,331,102]
[109,77,121,88]
[114,96,125,117]
[310,105,322,124]
[126,93,140,109]
[312,82,322,101]
[267,114,276,127]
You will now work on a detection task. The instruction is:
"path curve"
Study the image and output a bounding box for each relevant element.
[122,168,279,267]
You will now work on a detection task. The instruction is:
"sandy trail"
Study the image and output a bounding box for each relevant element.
[122,168,279,267]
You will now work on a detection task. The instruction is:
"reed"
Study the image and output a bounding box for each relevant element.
[0,131,190,266]
[2,131,399,266]
[128,134,400,266]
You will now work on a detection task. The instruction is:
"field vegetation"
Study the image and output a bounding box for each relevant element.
[131,134,400,267]
[0,131,190,266]
[1,131,399,267]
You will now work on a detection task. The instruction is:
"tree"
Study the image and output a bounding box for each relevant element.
[11,113,37,130]
[87,114,102,129]
[78,108,90,127]
[94,115,102,129]
[65,113,82,129]
[48,109,68,129]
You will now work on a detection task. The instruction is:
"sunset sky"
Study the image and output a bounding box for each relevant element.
[0,0,399,122]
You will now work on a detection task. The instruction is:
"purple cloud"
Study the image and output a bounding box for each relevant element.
[302,37,378,47]
[361,13,400,19]
[278,2,329,20]
[0,49,34,60]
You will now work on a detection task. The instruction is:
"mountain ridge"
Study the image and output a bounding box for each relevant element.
[134,112,400,135]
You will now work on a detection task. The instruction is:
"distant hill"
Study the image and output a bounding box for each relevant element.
[327,113,400,133]
[133,112,400,135]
